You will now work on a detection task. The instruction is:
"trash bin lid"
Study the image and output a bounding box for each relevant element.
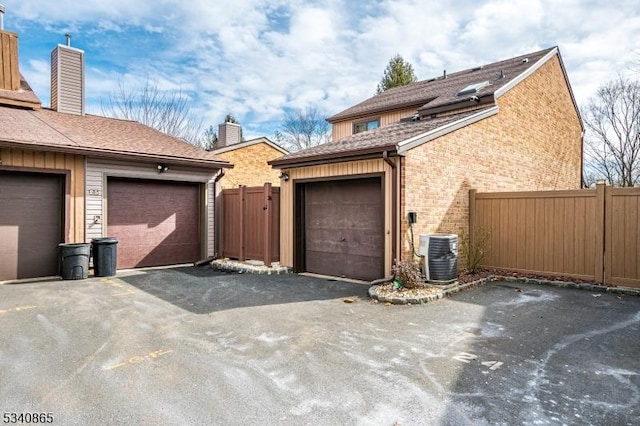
[91,237,118,244]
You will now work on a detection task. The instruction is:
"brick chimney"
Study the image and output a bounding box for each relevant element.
[51,34,85,115]
[217,115,242,147]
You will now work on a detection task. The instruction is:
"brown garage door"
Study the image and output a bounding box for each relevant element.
[303,177,384,281]
[107,178,201,269]
[0,171,63,280]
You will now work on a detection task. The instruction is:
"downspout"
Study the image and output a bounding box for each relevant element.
[383,151,397,266]
[212,169,226,258]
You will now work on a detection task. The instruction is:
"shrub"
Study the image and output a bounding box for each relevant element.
[392,259,423,289]
[459,227,491,274]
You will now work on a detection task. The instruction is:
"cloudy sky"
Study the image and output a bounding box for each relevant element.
[2,0,639,139]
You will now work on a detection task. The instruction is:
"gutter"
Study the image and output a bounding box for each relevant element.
[269,144,397,168]
[0,139,234,169]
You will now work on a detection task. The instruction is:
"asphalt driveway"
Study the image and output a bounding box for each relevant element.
[0,266,638,425]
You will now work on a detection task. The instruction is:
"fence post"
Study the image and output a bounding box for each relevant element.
[594,182,606,284]
[239,185,246,261]
[469,189,477,252]
[596,183,613,285]
[263,182,273,266]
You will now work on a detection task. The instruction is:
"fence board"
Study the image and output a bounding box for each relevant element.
[471,184,639,288]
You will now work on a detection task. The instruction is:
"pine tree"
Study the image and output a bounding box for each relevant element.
[376,54,418,94]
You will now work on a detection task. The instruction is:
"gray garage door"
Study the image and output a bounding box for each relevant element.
[107,178,201,269]
[304,177,384,281]
[0,171,63,280]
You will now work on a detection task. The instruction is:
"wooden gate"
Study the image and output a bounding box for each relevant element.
[222,183,280,265]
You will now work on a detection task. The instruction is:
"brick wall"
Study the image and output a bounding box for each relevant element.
[217,142,284,189]
[400,55,583,263]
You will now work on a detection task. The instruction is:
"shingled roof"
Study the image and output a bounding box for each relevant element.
[271,46,577,168]
[327,47,557,122]
[0,106,231,168]
[270,107,497,167]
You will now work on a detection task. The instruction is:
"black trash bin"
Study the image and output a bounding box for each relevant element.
[91,237,118,277]
[59,243,90,280]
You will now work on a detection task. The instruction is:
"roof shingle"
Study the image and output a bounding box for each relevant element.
[0,107,230,168]
[270,108,493,167]
[328,47,555,122]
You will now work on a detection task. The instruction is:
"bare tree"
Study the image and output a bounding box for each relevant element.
[101,78,203,145]
[583,76,640,187]
[273,106,330,152]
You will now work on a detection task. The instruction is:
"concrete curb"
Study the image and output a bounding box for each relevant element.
[369,275,640,305]
[493,275,640,296]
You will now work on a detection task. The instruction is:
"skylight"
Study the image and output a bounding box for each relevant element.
[457,81,491,96]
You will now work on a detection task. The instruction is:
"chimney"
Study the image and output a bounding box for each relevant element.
[0,4,20,92]
[51,35,85,115]
[217,115,242,148]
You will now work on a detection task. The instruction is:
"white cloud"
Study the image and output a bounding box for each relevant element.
[4,0,640,139]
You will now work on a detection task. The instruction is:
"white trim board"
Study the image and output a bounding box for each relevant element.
[396,106,499,154]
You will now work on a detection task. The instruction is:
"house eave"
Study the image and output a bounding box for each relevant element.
[212,137,289,155]
[397,106,499,154]
[327,99,434,123]
[494,47,557,99]
[418,96,495,117]
[0,139,233,169]
[269,144,398,169]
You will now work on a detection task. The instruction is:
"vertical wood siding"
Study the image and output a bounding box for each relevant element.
[0,30,20,91]
[279,158,394,276]
[331,107,420,140]
[0,148,85,243]
[86,159,219,256]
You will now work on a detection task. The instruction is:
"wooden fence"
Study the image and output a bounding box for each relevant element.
[222,183,280,265]
[470,183,639,288]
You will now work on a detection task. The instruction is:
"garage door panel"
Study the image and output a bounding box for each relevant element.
[107,178,201,269]
[0,172,62,280]
[306,250,382,281]
[304,178,383,281]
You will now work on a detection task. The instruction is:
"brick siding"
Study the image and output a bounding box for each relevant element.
[400,55,583,264]
[217,143,284,189]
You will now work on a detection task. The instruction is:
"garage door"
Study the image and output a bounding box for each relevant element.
[304,177,384,281]
[0,171,63,280]
[107,178,201,269]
